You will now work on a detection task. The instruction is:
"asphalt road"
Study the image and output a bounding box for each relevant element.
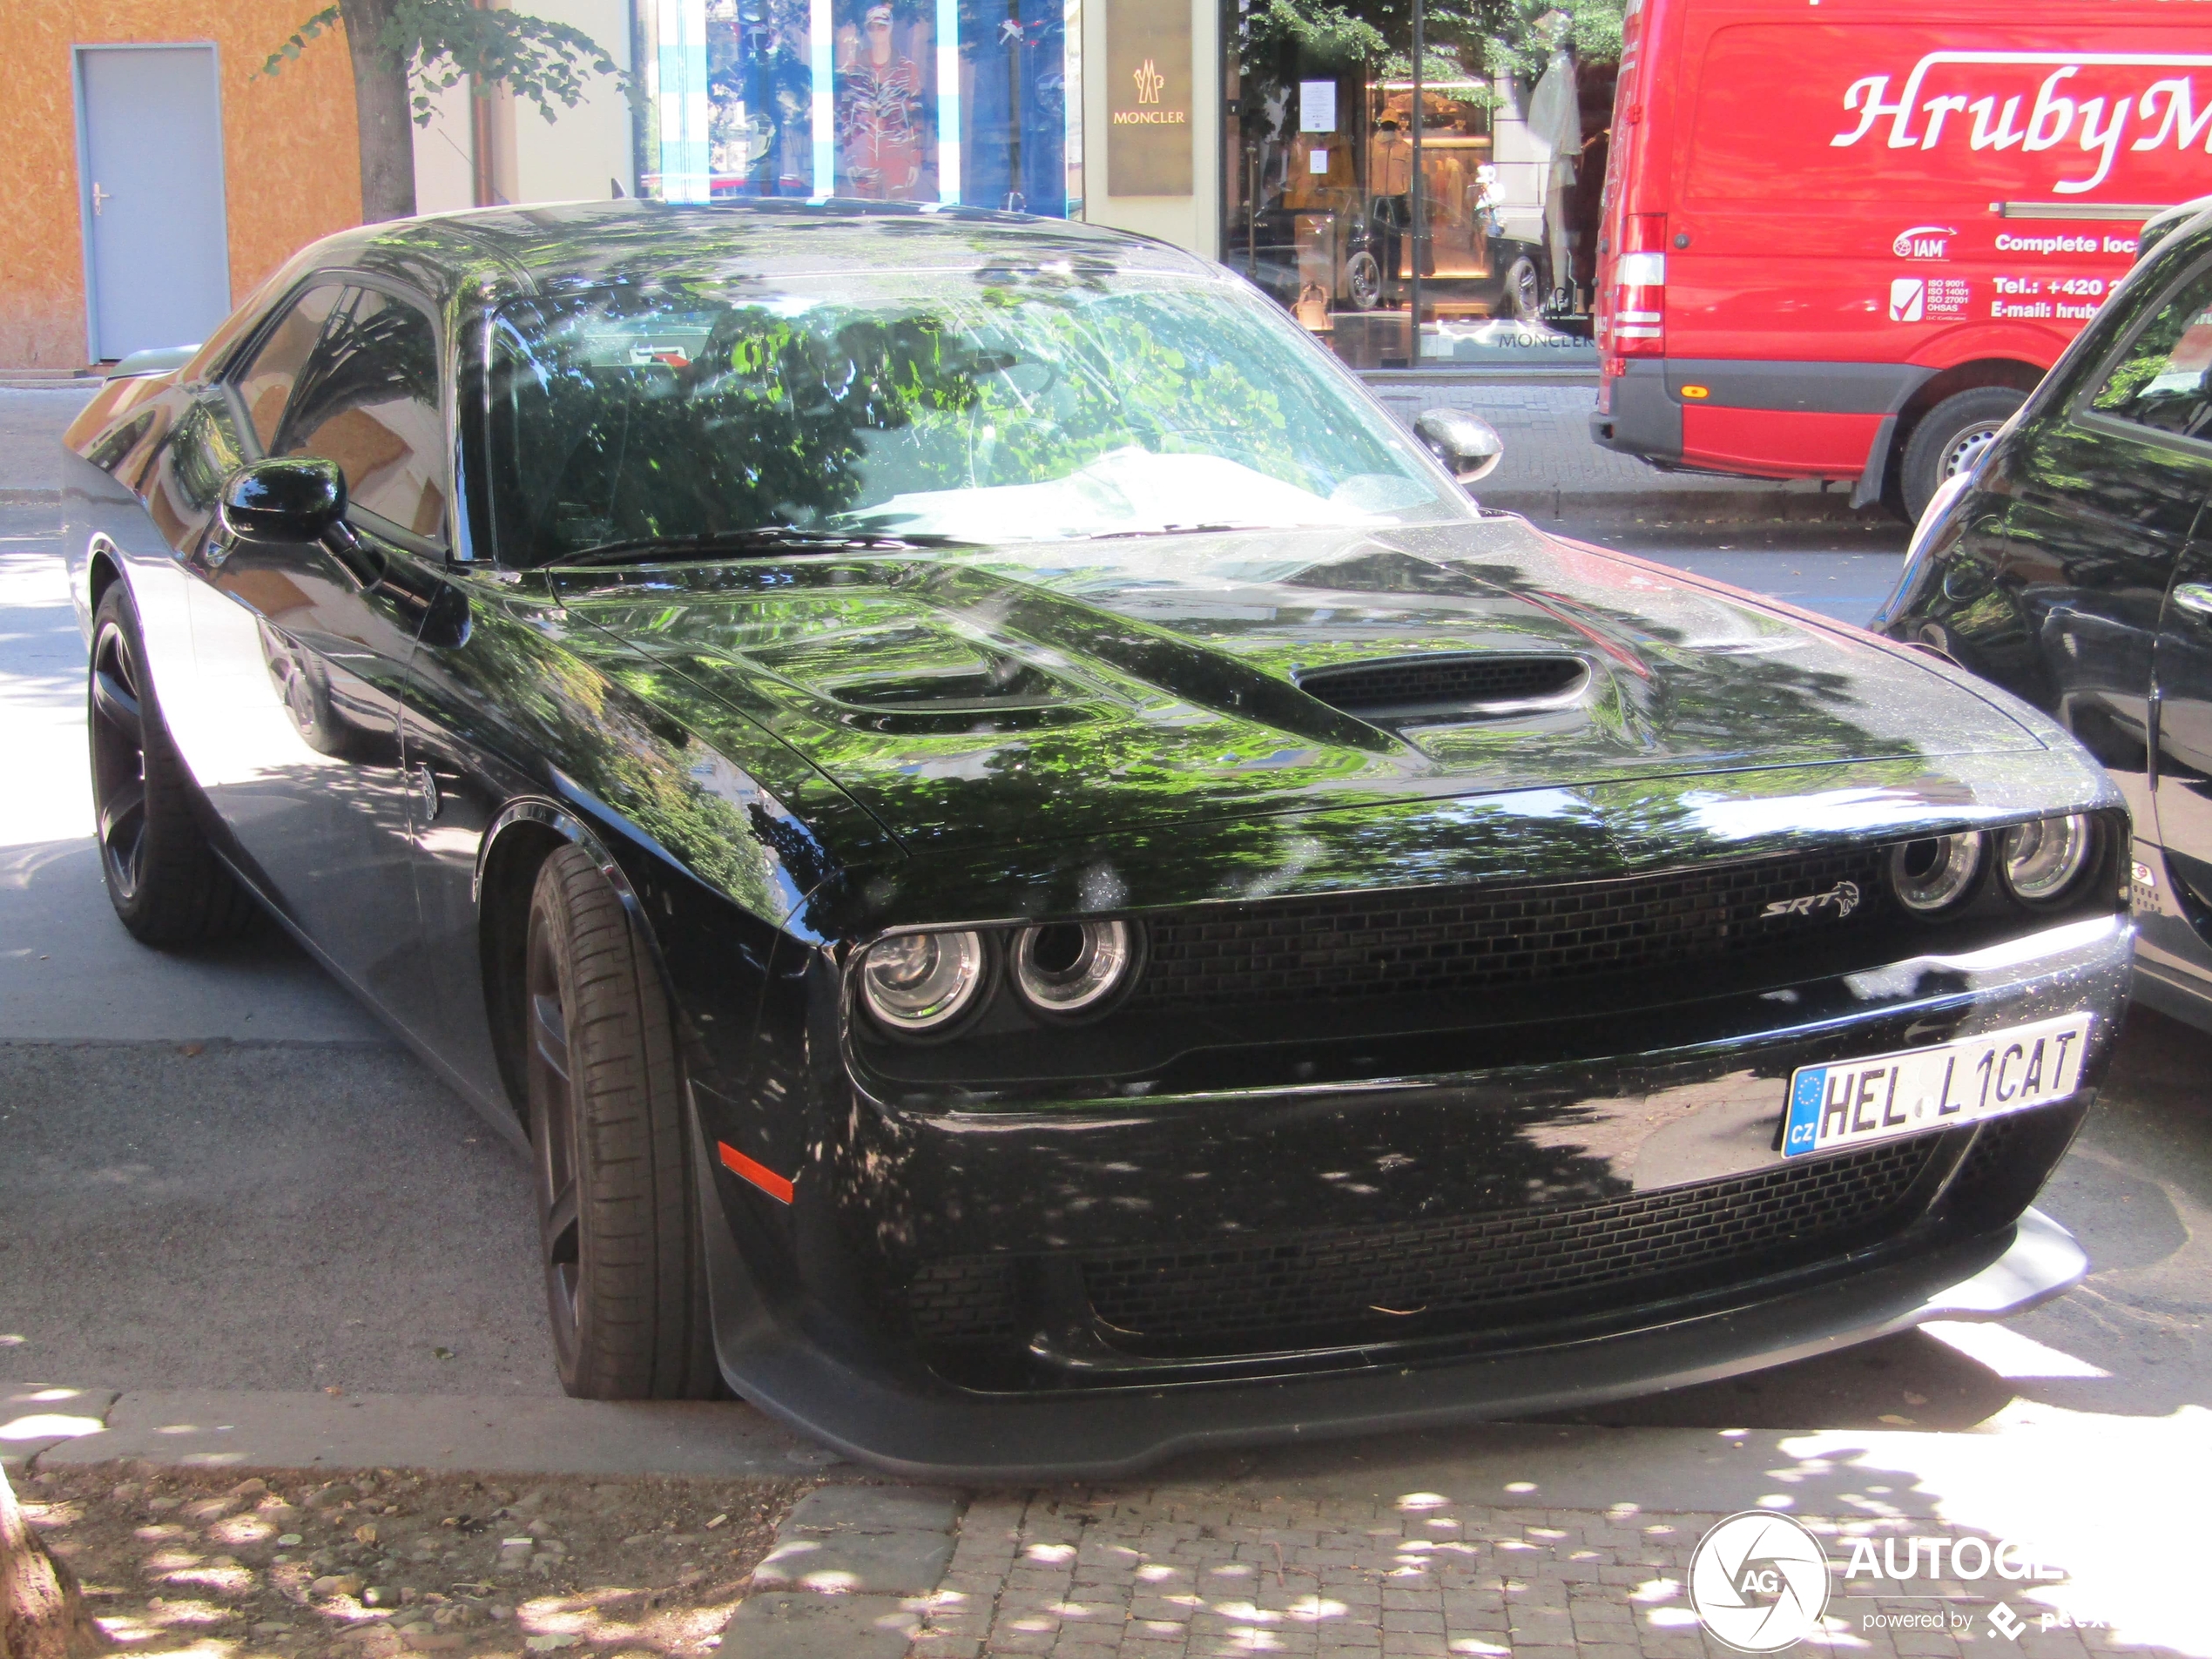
[3,390,2202,1477]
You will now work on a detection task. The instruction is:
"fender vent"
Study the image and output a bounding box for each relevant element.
[1294,653,1588,722]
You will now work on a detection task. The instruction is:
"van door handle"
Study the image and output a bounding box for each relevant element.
[2173,583,2212,621]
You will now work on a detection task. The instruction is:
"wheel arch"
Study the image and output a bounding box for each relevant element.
[1894,358,2045,438]
[86,536,126,620]
[1868,361,2046,517]
[475,798,678,1128]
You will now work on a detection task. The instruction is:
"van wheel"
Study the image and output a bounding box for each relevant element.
[1900,387,2026,520]
[524,843,723,1400]
[87,583,256,947]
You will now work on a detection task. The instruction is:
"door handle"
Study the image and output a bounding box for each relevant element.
[2173,583,2212,621]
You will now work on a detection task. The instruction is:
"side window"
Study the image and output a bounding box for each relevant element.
[2091,267,2212,443]
[234,284,346,453]
[278,287,449,543]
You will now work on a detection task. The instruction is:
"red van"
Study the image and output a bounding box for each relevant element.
[1589,0,2212,516]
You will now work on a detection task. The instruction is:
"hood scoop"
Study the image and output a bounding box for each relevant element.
[1294,653,1590,725]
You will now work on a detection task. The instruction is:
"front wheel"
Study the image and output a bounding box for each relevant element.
[87,583,255,946]
[525,844,722,1400]
[1900,386,2027,521]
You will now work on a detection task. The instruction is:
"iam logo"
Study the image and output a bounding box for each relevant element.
[1893,224,1956,259]
[1134,58,1164,105]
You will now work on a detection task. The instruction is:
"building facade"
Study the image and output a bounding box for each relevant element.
[0,0,361,372]
[2,0,1598,372]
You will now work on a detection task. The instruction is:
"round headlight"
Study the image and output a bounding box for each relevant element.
[2000,814,2094,905]
[859,930,989,1035]
[1010,920,1139,1018]
[1890,832,1986,914]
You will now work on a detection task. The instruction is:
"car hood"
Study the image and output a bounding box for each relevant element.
[548,516,2046,860]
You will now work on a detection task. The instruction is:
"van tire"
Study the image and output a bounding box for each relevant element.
[1900,387,2026,520]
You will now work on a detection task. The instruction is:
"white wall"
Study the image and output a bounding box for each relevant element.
[413,71,476,214]
[409,0,636,213]
[1080,0,1218,260]
[503,0,636,203]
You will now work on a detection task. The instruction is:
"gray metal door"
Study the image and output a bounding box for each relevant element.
[77,45,231,361]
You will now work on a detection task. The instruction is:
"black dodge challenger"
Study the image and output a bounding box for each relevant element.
[63,202,2128,1474]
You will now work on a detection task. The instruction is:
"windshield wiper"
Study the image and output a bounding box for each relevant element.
[541,525,970,568]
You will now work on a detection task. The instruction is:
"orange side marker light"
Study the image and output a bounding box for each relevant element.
[718,1140,795,1204]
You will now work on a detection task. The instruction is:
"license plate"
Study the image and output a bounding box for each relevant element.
[1781,1013,2094,1158]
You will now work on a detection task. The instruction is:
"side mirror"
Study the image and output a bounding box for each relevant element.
[219,455,346,542]
[1413,408,1503,484]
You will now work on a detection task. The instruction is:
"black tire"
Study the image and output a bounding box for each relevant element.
[1502,253,1543,322]
[87,583,256,947]
[524,844,722,1400]
[1900,386,2027,521]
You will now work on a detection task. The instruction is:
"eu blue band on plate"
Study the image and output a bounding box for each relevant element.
[1783,1068,1827,1157]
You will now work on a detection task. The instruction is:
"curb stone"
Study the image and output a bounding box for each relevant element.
[721,1487,970,1659]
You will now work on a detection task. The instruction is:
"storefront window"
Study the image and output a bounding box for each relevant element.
[640,0,1082,215]
[1224,1,1613,369]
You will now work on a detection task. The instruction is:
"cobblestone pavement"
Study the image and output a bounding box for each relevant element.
[908,1493,2173,1659]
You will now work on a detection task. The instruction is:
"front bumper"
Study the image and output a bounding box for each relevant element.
[695,913,2129,1478]
[699,1177,2083,1479]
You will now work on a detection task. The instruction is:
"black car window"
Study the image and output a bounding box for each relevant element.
[2090,267,2212,445]
[233,283,346,453]
[276,287,449,543]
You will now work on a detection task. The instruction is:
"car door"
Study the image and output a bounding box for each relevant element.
[2111,278,2212,1007]
[185,280,446,1022]
[1992,257,2212,859]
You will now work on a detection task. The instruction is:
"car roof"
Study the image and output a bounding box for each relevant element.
[319,199,1217,304]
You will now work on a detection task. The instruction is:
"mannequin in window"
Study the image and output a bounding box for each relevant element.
[838,3,924,199]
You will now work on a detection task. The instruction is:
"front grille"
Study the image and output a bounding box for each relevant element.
[1296,653,1586,718]
[1077,1134,1942,1355]
[908,1256,1020,1344]
[1131,846,1887,1010]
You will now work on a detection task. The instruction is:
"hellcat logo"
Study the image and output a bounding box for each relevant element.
[1134,58,1164,105]
[1893,224,1957,259]
[1833,52,2212,193]
[1763,881,1862,921]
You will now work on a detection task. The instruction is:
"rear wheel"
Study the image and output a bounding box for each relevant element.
[87,583,255,946]
[525,844,722,1400]
[1900,386,2027,521]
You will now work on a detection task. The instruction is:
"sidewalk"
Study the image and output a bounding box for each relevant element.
[11,1386,2198,1659]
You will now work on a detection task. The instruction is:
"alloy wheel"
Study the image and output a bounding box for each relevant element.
[89,618,151,902]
